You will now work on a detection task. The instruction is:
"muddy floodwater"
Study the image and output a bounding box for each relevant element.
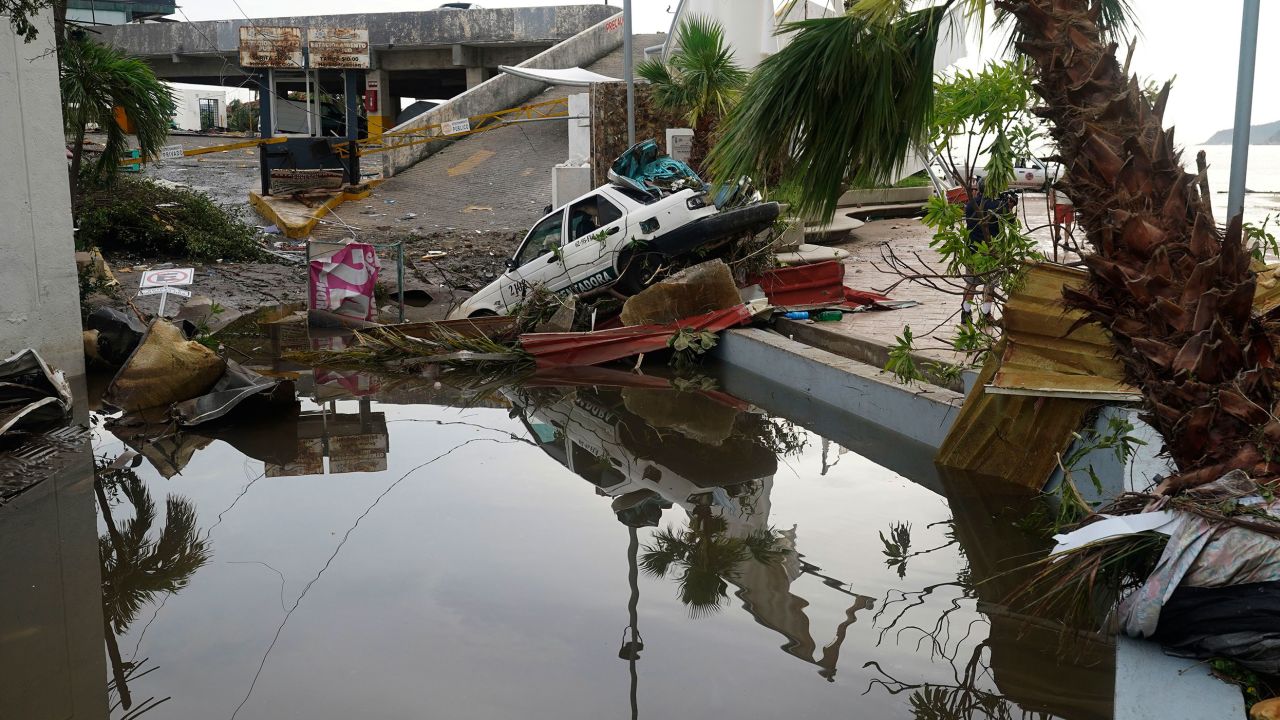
[69,367,1114,719]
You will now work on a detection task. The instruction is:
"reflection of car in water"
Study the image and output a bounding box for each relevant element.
[506,382,877,680]
[506,384,777,526]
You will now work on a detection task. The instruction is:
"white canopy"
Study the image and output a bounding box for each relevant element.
[497,65,622,87]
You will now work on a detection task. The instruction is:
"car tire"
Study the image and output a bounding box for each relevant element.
[615,249,664,296]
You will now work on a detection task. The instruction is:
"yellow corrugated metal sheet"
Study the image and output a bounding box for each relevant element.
[990,263,1139,401]
[935,339,1095,488]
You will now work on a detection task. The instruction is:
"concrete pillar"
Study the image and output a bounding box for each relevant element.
[0,11,87,380]
[364,59,394,137]
[465,66,491,89]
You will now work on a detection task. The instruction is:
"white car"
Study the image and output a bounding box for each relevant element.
[973,156,1060,190]
[447,182,779,319]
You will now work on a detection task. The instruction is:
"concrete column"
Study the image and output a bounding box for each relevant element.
[364,59,394,137]
[465,66,491,89]
[0,11,87,380]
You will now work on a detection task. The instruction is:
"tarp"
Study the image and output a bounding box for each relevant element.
[608,139,703,196]
[497,65,621,87]
[171,360,298,426]
[520,304,754,368]
[103,321,226,413]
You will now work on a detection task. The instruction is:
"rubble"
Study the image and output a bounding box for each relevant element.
[619,260,742,326]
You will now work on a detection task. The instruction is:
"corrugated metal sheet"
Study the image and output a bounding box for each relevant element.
[936,340,1096,488]
[989,263,1140,401]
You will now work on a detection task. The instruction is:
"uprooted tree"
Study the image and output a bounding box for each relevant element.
[710,0,1272,493]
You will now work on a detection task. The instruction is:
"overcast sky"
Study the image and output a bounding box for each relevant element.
[174,0,1273,143]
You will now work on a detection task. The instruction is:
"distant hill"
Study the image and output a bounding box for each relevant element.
[1204,119,1280,144]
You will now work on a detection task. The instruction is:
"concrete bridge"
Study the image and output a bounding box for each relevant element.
[95,5,617,131]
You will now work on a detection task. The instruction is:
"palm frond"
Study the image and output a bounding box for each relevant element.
[61,39,173,180]
[708,6,945,221]
[640,15,747,127]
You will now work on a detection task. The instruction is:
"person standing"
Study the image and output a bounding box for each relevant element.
[961,179,1016,325]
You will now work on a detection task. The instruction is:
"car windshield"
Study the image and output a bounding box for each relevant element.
[516,213,563,266]
[567,195,623,241]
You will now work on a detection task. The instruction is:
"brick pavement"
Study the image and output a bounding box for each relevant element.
[819,204,1075,365]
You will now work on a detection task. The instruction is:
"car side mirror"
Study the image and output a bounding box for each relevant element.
[504,258,518,271]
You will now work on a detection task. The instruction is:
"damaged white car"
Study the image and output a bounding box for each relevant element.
[448,141,779,319]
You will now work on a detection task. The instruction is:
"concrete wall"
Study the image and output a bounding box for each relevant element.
[0,12,87,379]
[384,9,623,176]
[95,5,616,63]
[171,86,227,130]
[0,447,108,720]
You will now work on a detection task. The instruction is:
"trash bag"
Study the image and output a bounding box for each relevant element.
[0,349,72,439]
[171,360,297,426]
[86,307,147,366]
[104,320,226,413]
[1152,581,1280,674]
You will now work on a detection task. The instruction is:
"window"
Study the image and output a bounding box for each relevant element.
[516,212,563,266]
[567,195,624,241]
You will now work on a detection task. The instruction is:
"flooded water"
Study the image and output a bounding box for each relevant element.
[10,357,1113,719]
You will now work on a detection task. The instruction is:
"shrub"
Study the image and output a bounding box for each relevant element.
[77,176,261,262]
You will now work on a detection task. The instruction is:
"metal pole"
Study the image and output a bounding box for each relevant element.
[623,0,635,147]
[1227,0,1261,223]
[157,287,168,318]
[397,241,406,324]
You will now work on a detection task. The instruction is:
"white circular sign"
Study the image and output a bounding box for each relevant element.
[140,267,195,288]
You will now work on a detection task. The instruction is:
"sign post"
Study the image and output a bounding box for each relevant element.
[139,267,195,317]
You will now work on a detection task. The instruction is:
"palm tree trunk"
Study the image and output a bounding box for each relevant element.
[1004,0,1279,490]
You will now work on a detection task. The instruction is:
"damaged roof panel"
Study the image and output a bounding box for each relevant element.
[988,263,1139,401]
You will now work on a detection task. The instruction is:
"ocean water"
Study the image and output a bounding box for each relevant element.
[1185,144,1280,229]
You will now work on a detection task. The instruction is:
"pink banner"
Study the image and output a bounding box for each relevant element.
[310,243,381,321]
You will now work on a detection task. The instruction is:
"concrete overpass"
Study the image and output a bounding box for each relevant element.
[95,5,617,132]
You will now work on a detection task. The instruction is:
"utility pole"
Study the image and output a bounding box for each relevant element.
[1227,0,1261,223]
[623,0,636,147]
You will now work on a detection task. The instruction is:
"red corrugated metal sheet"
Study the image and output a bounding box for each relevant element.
[520,305,754,369]
[749,261,889,310]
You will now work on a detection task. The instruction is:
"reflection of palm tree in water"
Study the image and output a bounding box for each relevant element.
[640,505,790,617]
[95,457,210,717]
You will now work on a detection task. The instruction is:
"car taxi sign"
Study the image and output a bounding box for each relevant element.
[140,267,195,288]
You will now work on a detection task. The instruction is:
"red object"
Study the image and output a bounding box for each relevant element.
[520,305,754,369]
[364,89,378,114]
[1054,203,1076,232]
[946,186,970,204]
[749,261,889,310]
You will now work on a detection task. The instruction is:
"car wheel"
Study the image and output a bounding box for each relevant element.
[615,250,664,296]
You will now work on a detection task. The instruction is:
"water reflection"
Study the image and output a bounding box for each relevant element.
[506,379,880,687]
[95,452,211,718]
[79,364,1115,719]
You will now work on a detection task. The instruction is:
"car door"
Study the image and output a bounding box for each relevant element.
[501,208,569,308]
[557,192,629,294]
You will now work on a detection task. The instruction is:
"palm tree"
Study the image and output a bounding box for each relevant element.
[637,16,748,129]
[60,37,173,203]
[711,0,1268,494]
[639,507,788,616]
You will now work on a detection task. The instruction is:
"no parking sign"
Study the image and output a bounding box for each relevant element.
[138,267,195,314]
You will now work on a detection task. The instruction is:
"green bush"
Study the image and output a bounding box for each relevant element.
[77,176,262,262]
